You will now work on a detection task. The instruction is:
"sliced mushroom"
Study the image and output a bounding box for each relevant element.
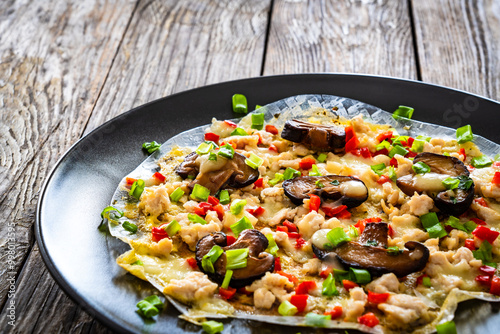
[312,223,429,277]
[175,152,259,195]
[396,152,474,216]
[281,119,346,153]
[282,175,368,207]
[195,230,274,288]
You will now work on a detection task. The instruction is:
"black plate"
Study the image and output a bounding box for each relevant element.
[37,74,500,333]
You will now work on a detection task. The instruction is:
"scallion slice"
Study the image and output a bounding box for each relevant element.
[100,206,124,221]
[188,213,207,225]
[232,94,248,114]
[464,220,477,232]
[190,184,210,201]
[456,125,473,144]
[136,300,159,318]
[170,187,185,202]
[129,179,145,200]
[122,221,138,233]
[226,248,249,270]
[348,225,359,239]
[416,135,432,142]
[208,151,217,161]
[386,166,397,182]
[317,153,328,163]
[422,276,432,288]
[218,143,235,159]
[196,141,215,155]
[349,267,371,284]
[132,260,143,266]
[322,273,339,297]
[221,269,233,289]
[251,112,265,130]
[392,105,414,119]
[143,295,164,310]
[436,320,457,334]
[142,141,161,154]
[230,216,253,237]
[392,136,410,146]
[309,164,322,176]
[283,167,300,180]
[388,145,408,158]
[412,161,430,174]
[326,227,351,247]
[255,105,262,109]
[471,155,493,168]
[278,300,298,316]
[266,234,279,256]
[245,153,263,169]
[230,127,248,136]
[164,220,181,236]
[305,313,331,327]
[376,140,390,151]
[445,216,467,232]
[202,320,224,334]
[442,177,460,190]
[371,163,386,175]
[268,173,284,186]
[472,240,494,266]
[333,269,350,282]
[230,199,247,215]
[315,180,324,188]
[411,139,425,152]
[420,212,447,239]
[201,245,223,273]
[219,189,230,204]
[387,246,402,256]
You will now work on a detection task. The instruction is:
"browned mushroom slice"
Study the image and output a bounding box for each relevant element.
[396,152,474,216]
[175,152,259,195]
[195,230,274,288]
[357,222,388,248]
[282,175,368,207]
[281,119,346,152]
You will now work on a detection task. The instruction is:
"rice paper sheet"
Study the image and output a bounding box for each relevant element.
[108,94,500,333]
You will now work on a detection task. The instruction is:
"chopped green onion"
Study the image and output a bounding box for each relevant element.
[389,145,408,158]
[445,216,467,232]
[188,213,207,225]
[132,260,143,266]
[456,125,473,144]
[164,220,181,236]
[218,144,235,159]
[412,161,430,174]
[230,216,253,237]
[245,153,263,169]
[232,94,248,114]
[143,295,164,310]
[349,268,371,284]
[196,141,215,155]
[278,300,298,316]
[170,187,185,202]
[266,234,279,256]
[443,152,451,156]
[208,152,217,161]
[371,163,386,175]
[226,248,249,270]
[268,173,284,186]
[322,273,339,297]
[348,225,359,238]
[457,175,474,190]
[129,179,145,200]
[251,112,265,130]
[309,164,322,176]
[436,320,457,334]
[122,221,138,233]
[442,177,460,190]
[315,180,324,188]
[376,140,391,151]
[230,127,248,136]
[495,153,500,161]
[392,105,414,119]
[230,199,247,215]
[283,167,301,180]
[100,206,124,221]
[255,105,262,109]
[317,153,328,163]
[190,184,210,201]
[142,141,161,154]
[473,240,493,266]
[221,269,233,289]
[386,166,397,182]
[420,212,447,239]
[202,320,224,334]
[330,179,340,186]
[411,139,425,152]
[219,190,230,204]
[464,220,478,232]
[387,246,402,256]
[136,295,164,318]
[326,227,351,247]
[305,313,331,327]
[333,269,351,282]
[471,155,493,168]
[202,245,224,273]
[187,174,195,180]
[416,135,432,142]
[422,276,432,288]
[392,136,410,146]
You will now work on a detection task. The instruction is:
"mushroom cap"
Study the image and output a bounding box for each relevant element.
[282,175,368,207]
[281,119,346,152]
[195,230,275,288]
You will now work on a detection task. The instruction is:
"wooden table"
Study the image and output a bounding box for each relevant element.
[1,0,499,332]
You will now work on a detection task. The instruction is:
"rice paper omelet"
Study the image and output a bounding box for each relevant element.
[104,95,500,333]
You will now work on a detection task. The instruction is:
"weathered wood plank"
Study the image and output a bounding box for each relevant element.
[411,0,500,100]
[264,0,417,78]
[0,0,138,311]
[84,0,271,133]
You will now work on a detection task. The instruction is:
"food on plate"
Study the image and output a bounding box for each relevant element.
[105,95,500,333]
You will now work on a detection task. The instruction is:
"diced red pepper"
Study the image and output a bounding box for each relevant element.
[416,274,428,286]
[476,275,492,287]
[444,224,454,233]
[479,265,496,276]
[299,157,316,170]
[186,257,198,269]
[355,217,382,234]
[358,312,379,328]
[475,197,489,207]
[295,281,317,295]
[226,235,236,246]
[345,137,360,153]
[295,237,306,249]
[247,206,265,217]
[253,178,264,188]
[274,257,282,272]
[388,224,394,238]
[359,147,372,159]
[152,172,166,182]
[212,204,225,221]
[367,291,390,304]
[208,196,220,206]
[492,172,500,186]
[472,226,500,244]
[324,306,343,319]
[238,287,252,295]
[219,287,237,300]
[265,124,279,135]
[309,194,321,212]
[126,177,137,185]
[283,220,297,232]
[204,132,220,143]
[276,271,298,285]
[321,204,348,217]
[468,165,476,172]
[224,120,238,128]
[471,218,487,226]
[405,151,417,158]
[464,239,476,251]
[377,175,391,185]
[373,148,389,156]
[290,294,308,313]
[342,280,358,292]
[490,276,500,295]
[376,131,393,143]
[256,133,263,145]
[268,144,278,152]
[276,226,289,233]
[287,232,300,239]
[194,206,206,216]
[319,268,333,279]
[459,148,467,160]
[389,157,398,167]
[151,226,169,242]
[407,137,415,148]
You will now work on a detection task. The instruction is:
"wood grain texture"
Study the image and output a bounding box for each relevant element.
[264,0,417,78]
[84,0,271,133]
[0,0,138,312]
[411,0,500,100]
